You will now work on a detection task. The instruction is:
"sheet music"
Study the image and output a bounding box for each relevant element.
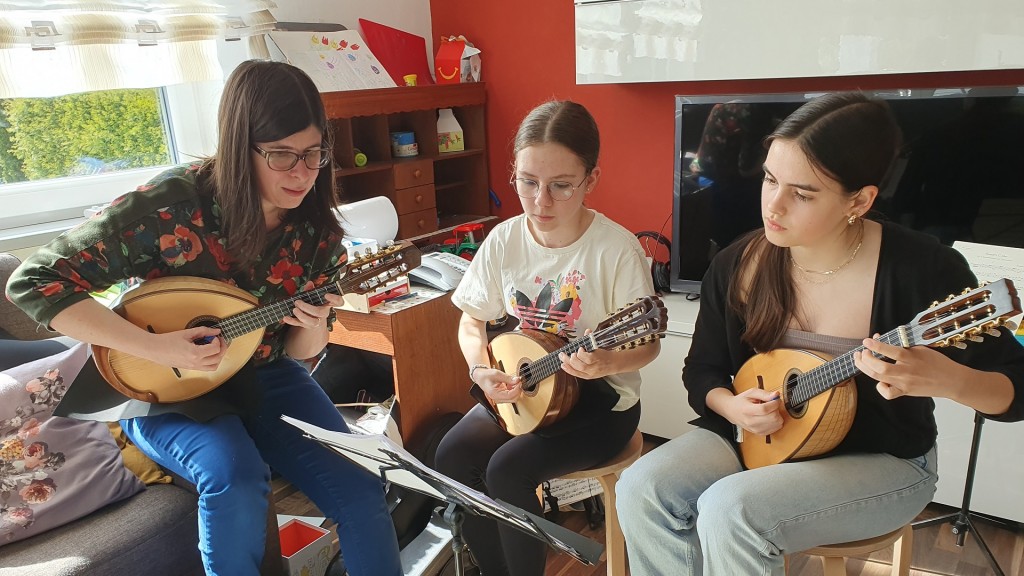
[282,415,443,499]
[953,241,1024,288]
[953,241,1024,337]
[282,414,527,528]
[280,415,597,561]
[543,478,603,512]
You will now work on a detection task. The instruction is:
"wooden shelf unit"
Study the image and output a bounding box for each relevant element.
[322,83,490,240]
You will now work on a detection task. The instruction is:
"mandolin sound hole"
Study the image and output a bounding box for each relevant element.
[784,370,807,419]
[187,316,222,345]
[519,359,538,396]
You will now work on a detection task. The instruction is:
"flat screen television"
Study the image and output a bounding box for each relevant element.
[671,86,1024,295]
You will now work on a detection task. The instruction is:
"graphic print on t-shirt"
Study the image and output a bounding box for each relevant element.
[509,270,585,337]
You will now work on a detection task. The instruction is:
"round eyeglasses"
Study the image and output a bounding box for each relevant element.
[510,174,588,201]
[253,145,332,171]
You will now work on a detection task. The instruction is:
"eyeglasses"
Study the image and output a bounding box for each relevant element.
[252,145,332,171]
[510,174,589,201]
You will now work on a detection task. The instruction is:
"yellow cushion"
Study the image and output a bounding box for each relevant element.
[107,423,173,485]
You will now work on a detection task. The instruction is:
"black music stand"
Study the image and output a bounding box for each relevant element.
[912,412,1005,575]
[281,416,604,576]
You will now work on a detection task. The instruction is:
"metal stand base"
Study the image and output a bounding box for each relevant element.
[912,412,1004,576]
[442,503,467,576]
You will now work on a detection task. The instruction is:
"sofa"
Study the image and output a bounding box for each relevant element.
[0,252,282,576]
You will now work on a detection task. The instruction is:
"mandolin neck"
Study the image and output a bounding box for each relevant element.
[520,335,597,391]
[215,281,341,340]
[788,326,904,406]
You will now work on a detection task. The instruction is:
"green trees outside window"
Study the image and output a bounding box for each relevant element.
[0,88,171,184]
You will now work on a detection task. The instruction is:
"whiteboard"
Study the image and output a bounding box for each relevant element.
[575,0,1024,84]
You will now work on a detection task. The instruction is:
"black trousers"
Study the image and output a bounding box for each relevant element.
[310,345,394,404]
[435,383,640,576]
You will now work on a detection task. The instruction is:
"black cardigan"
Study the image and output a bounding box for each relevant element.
[684,221,1024,458]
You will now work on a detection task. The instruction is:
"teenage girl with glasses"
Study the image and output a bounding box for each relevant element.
[434,100,661,576]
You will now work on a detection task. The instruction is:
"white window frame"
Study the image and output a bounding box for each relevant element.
[0,41,249,253]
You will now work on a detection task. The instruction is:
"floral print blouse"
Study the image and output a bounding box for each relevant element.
[7,162,345,367]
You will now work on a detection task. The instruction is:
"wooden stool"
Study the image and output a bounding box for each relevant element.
[560,429,644,576]
[789,524,913,576]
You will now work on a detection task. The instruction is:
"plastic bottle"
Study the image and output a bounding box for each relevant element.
[437,108,464,153]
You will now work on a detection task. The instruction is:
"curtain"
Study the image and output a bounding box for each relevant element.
[0,1,276,97]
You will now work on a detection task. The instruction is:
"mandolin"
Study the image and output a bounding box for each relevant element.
[92,241,420,404]
[488,295,668,435]
[736,278,1021,469]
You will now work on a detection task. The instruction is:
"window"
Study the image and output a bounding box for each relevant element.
[0,42,247,252]
[0,88,173,185]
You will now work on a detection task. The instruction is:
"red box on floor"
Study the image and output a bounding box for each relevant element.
[279,519,332,576]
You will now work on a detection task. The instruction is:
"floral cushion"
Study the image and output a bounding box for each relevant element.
[0,343,143,546]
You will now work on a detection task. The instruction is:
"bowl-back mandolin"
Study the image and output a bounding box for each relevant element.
[489,295,668,435]
[736,278,1021,469]
[92,241,420,404]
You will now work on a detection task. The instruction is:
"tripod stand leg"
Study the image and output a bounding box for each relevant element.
[912,412,1005,575]
[963,516,1005,576]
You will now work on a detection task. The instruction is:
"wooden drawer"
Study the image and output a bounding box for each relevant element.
[397,208,439,239]
[391,184,436,215]
[394,159,434,190]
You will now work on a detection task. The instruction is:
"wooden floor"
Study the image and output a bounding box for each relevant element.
[532,502,1024,576]
[273,434,1024,576]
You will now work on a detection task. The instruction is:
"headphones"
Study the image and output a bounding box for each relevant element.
[635,231,672,293]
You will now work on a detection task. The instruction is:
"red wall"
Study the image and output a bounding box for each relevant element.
[429,0,1024,237]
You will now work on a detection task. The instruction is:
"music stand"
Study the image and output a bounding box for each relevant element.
[912,412,1005,575]
[281,416,604,576]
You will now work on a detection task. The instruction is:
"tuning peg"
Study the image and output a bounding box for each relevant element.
[985,328,1002,337]
[962,287,973,295]
[952,341,968,349]
[1005,320,1019,332]
[968,335,984,343]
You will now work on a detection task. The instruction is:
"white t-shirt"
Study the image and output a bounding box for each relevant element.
[452,210,656,410]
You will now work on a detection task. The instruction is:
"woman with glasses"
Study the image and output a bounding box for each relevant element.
[434,100,660,576]
[7,60,402,576]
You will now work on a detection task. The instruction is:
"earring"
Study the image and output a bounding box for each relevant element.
[848,214,857,226]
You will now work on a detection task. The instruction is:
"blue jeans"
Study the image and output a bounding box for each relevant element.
[616,428,937,576]
[121,358,401,576]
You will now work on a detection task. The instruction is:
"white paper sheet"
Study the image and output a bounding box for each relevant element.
[268,30,397,91]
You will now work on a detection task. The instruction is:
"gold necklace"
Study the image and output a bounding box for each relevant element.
[791,229,863,284]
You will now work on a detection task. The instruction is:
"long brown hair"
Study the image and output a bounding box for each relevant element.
[206,60,342,267]
[513,100,600,173]
[729,92,901,351]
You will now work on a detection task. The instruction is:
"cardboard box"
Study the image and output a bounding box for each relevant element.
[434,36,481,84]
[279,519,332,576]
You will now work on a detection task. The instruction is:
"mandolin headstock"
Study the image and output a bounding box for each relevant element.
[337,240,422,295]
[593,295,669,351]
[908,278,1021,349]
